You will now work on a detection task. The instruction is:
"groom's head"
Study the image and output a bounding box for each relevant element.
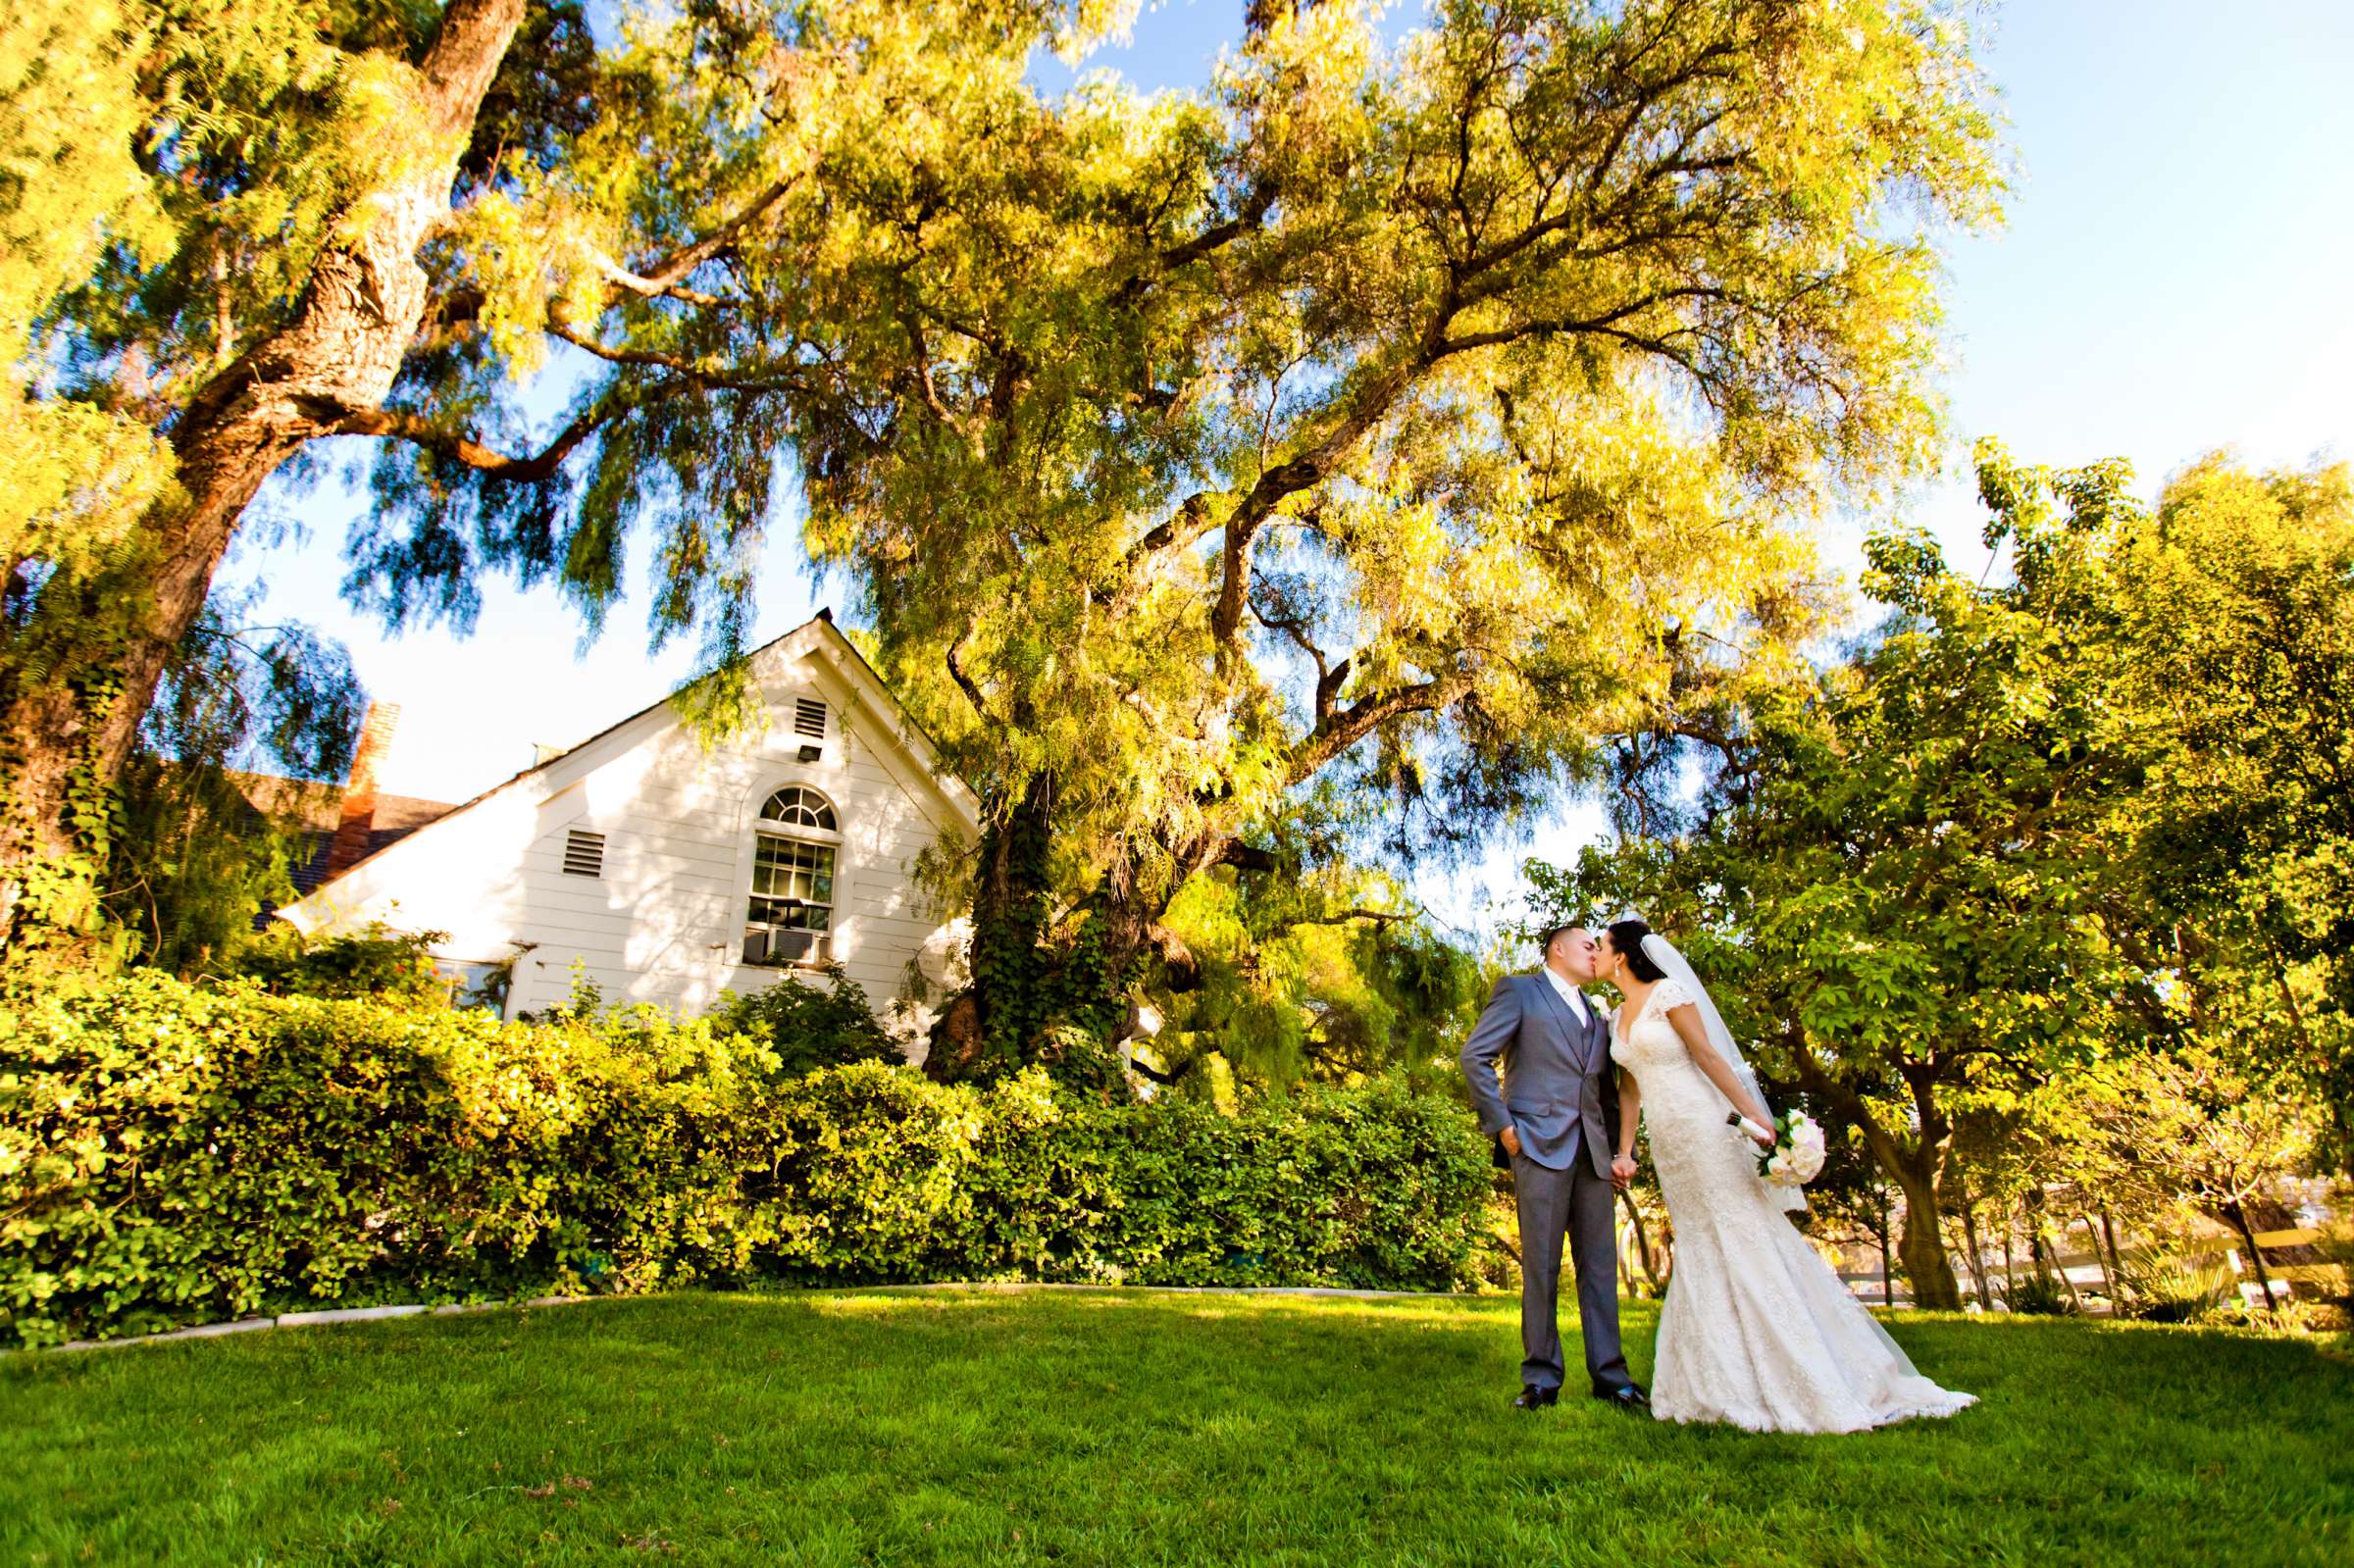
[1539,923,1598,984]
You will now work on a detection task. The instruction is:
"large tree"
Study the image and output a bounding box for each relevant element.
[701,0,1999,1056]
[5,3,1999,1058]
[5,0,526,941]
[1970,443,2354,1174]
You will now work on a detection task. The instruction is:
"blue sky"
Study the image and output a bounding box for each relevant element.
[226,1,2354,942]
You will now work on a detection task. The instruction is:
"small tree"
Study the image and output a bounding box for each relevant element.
[2064,1046,2320,1315]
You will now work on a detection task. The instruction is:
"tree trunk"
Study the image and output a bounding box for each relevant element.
[1789,1038,1964,1308]
[0,0,528,945]
[2225,1198,2280,1315]
[1961,1198,1993,1310]
[1875,1188,1893,1310]
[2001,1207,2017,1306]
[1891,1165,1964,1310]
[2079,1212,2116,1307]
[949,768,1058,1076]
[1617,1189,1664,1295]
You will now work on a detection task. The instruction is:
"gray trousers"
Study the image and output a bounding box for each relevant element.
[1514,1131,1630,1393]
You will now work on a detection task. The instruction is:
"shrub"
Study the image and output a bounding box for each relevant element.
[702,965,903,1081]
[2116,1250,2242,1325]
[234,923,455,1004]
[2002,1273,2077,1316]
[0,970,1491,1346]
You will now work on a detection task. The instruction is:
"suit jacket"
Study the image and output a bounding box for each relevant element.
[1458,970,1618,1178]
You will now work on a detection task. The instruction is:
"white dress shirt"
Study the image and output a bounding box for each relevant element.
[1541,964,1591,1026]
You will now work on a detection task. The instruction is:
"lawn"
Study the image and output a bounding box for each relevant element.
[3,1289,2347,1566]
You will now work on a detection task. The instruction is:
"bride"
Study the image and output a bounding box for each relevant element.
[1597,917,1976,1434]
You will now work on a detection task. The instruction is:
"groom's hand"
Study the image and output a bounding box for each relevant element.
[1499,1127,1522,1160]
[1611,1153,1637,1190]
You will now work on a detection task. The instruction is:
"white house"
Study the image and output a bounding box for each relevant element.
[277,612,978,1040]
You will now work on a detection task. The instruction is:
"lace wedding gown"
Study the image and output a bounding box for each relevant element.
[1613,978,1976,1434]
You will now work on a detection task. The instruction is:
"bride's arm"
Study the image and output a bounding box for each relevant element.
[1612,1071,1642,1187]
[1663,1003,1774,1138]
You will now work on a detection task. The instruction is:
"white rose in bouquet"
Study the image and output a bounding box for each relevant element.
[1730,1109,1826,1187]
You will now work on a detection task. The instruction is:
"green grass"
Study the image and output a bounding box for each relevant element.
[4,1290,2347,1567]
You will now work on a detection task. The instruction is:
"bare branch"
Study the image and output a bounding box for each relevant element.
[597,177,800,307]
[329,400,626,483]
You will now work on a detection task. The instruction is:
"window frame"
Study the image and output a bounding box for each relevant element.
[742,784,843,970]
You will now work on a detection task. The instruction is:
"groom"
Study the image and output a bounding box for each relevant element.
[1459,924,1648,1413]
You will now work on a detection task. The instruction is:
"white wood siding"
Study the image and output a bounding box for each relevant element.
[281,629,974,1045]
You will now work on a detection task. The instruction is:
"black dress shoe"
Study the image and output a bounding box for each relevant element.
[1594,1383,1651,1412]
[1512,1384,1561,1410]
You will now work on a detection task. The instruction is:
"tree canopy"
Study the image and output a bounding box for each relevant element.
[4,3,2001,1075]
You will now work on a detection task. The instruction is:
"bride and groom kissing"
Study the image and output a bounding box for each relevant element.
[1460,917,1976,1436]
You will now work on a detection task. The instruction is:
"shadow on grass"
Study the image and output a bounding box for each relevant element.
[4,1290,2348,1567]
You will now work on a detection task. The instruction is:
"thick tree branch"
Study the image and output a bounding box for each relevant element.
[1432,285,1731,359]
[1250,590,1353,725]
[1288,906,1420,929]
[330,396,640,482]
[418,0,530,141]
[945,623,990,720]
[1286,669,1472,784]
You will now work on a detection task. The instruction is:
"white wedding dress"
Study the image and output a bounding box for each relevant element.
[1612,977,1976,1434]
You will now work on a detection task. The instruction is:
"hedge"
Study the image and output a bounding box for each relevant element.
[0,971,1492,1346]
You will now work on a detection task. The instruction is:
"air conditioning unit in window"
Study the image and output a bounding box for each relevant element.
[742,925,826,967]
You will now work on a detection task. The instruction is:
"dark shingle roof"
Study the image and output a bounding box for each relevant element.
[229,774,457,899]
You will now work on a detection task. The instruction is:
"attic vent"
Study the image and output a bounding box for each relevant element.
[793,697,827,738]
[562,830,605,878]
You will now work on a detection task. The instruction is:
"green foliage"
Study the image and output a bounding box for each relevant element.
[98,581,366,974]
[702,963,903,1081]
[2004,446,2354,1171]
[2000,1273,2076,1318]
[234,922,453,1003]
[0,968,1492,1346]
[2115,1248,2242,1326]
[1151,858,1484,1099]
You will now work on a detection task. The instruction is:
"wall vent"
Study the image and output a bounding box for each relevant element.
[562,830,605,878]
[793,697,827,738]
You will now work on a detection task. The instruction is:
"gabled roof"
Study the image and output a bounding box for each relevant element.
[279,611,978,912]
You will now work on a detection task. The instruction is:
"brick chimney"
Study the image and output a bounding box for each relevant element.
[325,701,401,879]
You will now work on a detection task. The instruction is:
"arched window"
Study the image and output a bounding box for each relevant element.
[759,785,837,833]
[743,786,840,968]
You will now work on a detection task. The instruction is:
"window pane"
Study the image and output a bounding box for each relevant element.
[745,834,835,966]
[759,786,838,833]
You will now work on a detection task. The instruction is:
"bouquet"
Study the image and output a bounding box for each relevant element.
[1725,1109,1827,1188]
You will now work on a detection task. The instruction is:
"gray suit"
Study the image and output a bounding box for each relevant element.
[1459,970,1631,1394]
